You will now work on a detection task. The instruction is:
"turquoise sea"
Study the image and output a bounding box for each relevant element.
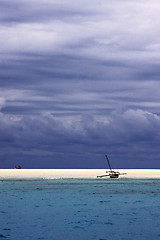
[0,178,160,240]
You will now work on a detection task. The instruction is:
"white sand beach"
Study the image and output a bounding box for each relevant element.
[0,169,160,179]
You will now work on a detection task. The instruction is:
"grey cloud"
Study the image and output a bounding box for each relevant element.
[0,0,160,168]
[1,52,160,122]
[0,0,92,24]
[0,110,160,168]
[1,0,160,56]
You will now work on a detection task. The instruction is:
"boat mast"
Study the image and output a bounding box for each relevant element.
[105,154,112,171]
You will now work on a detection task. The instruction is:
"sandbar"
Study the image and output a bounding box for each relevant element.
[0,169,160,179]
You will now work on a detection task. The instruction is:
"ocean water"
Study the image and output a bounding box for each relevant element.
[0,178,160,240]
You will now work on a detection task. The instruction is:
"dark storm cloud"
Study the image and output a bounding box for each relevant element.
[0,0,160,168]
[0,110,160,168]
[1,53,159,114]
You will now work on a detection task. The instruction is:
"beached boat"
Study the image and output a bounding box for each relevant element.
[14,165,22,169]
[97,154,126,178]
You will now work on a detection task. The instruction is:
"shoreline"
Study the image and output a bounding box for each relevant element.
[0,169,160,179]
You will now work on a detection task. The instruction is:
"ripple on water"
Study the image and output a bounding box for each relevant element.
[0,234,7,238]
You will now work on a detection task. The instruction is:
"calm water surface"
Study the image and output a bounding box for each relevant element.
[0,178,160,240]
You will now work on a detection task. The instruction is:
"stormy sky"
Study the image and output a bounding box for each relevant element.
[0,0,160,169]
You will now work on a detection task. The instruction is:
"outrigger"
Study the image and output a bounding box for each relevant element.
[97,154,127,178]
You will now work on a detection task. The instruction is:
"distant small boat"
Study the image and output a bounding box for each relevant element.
[97,154,126,178]
[14,165,22,169]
